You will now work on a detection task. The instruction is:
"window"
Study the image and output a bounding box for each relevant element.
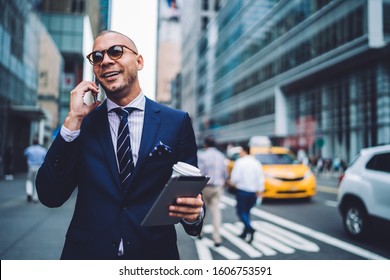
[215,0,220,11]
[366,153,390,173]
[201,17,209,31]
[202,0,209,11]
[72,0,85,13]
[254,153,295,165]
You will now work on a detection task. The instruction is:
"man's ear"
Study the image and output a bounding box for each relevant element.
[136,54,144,70]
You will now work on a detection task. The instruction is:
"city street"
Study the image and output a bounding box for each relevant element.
[1,3,389,280]
[178,175,390,260]
[0,173,388,260]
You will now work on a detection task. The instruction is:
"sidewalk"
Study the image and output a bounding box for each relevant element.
[0,174,75,260]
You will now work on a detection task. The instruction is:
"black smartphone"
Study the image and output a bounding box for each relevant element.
[93,76,99,103]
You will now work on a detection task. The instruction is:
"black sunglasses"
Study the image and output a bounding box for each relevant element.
[86,45,138,65]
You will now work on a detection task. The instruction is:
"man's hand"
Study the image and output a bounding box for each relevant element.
[169,194,204,223]
[64,81,101,131]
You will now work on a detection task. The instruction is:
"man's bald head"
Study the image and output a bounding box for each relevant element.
[96,30,138,53]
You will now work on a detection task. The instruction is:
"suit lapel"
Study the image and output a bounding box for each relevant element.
[94,101,122,190]
[125,98,161,189]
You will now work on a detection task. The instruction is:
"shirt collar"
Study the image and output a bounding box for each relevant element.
[106,91,145,112]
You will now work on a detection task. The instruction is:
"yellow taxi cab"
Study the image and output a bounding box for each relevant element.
[227,146,316,199]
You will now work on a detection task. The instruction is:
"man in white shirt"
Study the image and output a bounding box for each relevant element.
[230,144,264,243]
[24,138,47,202]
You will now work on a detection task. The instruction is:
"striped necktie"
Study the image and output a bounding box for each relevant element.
[112,107,137,187]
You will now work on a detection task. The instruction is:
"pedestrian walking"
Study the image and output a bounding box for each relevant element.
[24,138,47,202]
[198,136,228,247]
[230,144,264,243]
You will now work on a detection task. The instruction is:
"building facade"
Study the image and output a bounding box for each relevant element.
[38,25,64,146]
[37,0,102,37]
[182,0,390,162]
[0,0,63,174]
[178,0,224,139]
[38,0,108,125]
[156,0,183,104]
[0,0,108,176]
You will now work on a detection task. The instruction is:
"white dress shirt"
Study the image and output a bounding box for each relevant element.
[231,155,265,193]
[61,91,146,169]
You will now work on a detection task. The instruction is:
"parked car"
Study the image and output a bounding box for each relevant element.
[337,144,390,240]
[227,146,316,200]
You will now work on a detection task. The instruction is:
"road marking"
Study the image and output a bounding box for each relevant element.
[225,222,294,255]
[203,224,262,258]
[324,200,338,207]
[317,185,338,194]
[220,195,386,260]
[194,236,240,260]
[220,195,235,207]
[194,237,213,260]
[200,221,321,259]
[254,221,319,252]
[251,207,386,260]
[251,240,278,256]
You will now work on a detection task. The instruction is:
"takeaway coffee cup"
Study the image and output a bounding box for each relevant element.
[172,161,202,177]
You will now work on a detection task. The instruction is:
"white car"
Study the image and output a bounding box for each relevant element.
[337,144,390,240]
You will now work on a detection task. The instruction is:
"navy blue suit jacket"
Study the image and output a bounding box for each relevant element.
[36,97,203,259]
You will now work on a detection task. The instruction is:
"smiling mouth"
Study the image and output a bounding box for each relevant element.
[102,71,120,78]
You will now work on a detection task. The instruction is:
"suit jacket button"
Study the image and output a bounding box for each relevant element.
[112,242,117,247]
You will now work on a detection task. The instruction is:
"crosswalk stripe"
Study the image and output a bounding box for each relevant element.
[220,195,236,206]
[222,224,262,258]
[253,221,319,252]
[250,240,278,256]
[195,237,241,260]
[231,223,295,255]
[250,208,387,260]
[224,222,279,256]
[194,238,213,260]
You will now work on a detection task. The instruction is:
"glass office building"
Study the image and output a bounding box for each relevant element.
[39,12,94,125]
[0,0,50,174]
[192,0,390,162]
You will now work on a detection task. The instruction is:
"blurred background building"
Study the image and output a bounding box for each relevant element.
[38,0,111,128]
[0,0,111,175]
[156,0,224,110]
[168,0,390,163]
[156,0,182,106]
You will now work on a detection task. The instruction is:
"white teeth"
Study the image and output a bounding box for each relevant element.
[103,72,119,78]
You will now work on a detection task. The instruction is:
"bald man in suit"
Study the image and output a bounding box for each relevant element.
[36,30,204,260]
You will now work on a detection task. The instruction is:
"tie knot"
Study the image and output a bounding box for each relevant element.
[112,107,137,118]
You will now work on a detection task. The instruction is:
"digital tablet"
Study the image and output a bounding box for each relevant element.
[141,176,210,226]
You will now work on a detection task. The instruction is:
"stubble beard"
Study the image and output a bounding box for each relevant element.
[104,71,138,100]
